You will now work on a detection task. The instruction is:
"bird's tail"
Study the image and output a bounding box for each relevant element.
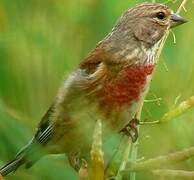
[0,140,41,177]
[0,153,25,177]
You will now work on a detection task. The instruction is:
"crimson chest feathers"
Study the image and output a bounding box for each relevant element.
[97,64,155,108]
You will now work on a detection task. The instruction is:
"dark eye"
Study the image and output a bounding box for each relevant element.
[156,12,166,20]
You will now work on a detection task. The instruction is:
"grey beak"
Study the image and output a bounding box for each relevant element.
[170,13,188,28]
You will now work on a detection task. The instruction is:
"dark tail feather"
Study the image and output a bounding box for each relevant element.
[0,155,25,177]
[0,140,43,177]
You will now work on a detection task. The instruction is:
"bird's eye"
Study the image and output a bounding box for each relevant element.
[156,12,166,20]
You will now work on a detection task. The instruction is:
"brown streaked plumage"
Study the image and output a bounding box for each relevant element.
[0,2,187,177]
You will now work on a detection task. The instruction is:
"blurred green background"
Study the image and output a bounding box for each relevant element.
[0,0,193,179]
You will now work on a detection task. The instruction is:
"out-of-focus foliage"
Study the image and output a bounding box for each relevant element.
[0,0,193,179]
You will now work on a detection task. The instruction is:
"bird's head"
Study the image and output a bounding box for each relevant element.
[111,3,187,47]
[83,3,188,69]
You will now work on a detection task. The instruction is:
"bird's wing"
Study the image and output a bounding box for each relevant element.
[33,104,55,144]
[34,47,110,145]
[80,46,109,74]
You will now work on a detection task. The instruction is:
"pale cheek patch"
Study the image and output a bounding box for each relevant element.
[152,30,160,40]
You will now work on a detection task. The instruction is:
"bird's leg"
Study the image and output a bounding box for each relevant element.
[120,118,139,143]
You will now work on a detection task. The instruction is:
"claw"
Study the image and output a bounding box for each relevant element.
[68,153,82,172]
[120,118,139,142]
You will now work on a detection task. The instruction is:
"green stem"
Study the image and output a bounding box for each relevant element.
[141,96,194,125]
[128,1,188,180]
[129,102,143,180]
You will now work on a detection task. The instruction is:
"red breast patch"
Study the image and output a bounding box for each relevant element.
[98,64,155,107]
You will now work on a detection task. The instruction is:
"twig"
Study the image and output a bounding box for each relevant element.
[90,120,104,180]
[124,146,194,172]
[129,0,189,179]
[144,98,162,103]
[105,0,189,179]
[152,169,194,180]
[104,103,143,179]
[155,0,188,64]
[0,174,4,180]
[104,136,132,179]
[129,102,144,180]
[141,96,194,125]
[170,30,177,44]
[116,137,132,180]
[176,0,188,14]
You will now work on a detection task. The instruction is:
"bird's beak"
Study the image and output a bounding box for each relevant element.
[170,13,188,28]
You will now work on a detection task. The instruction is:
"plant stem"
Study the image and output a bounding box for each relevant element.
[125,146,194,172]
[177,0,188,14]
[105,136,132,179]
[129,102,143,180]
[141,96,194,125]
[128,0,188,179]
[90,120,104,180]
[152,169,194,179]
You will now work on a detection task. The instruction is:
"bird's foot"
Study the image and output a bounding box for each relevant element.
[120,118,139,143]
[68,153,82,172]
[68,153,88,179]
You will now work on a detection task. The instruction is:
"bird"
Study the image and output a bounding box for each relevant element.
[0,2,187,177]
